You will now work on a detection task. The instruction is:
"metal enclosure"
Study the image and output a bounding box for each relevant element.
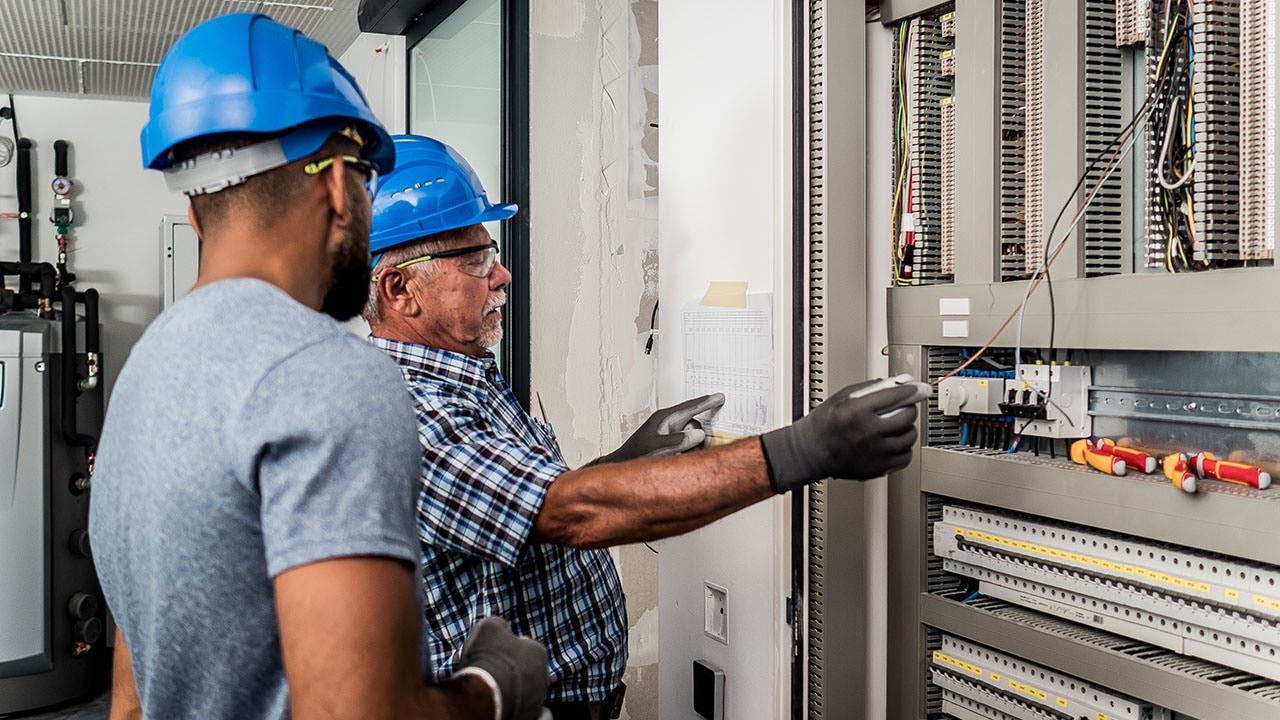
[161,214,199,311]
[801,1,871,718]
[0,315,106,713]
[805,1,1280,718]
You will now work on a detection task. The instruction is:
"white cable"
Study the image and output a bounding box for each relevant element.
[1013,99,1157,365]
[1157,95,1192,190]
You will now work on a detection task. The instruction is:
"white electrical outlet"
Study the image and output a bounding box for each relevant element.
[704,582,727,644]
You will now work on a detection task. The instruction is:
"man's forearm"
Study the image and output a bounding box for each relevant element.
[109,630,143,720]
[531,437,774,548]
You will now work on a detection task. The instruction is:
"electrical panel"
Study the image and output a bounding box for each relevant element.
[804,0,1280,718]
[931,634,1166,720]
[891,5,955,286]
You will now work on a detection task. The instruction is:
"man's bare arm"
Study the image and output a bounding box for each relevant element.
[531,438,773,549]
[274,556,493,720]
[108,629,142,720]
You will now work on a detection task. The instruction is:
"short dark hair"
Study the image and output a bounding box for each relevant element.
[171,132,360,232]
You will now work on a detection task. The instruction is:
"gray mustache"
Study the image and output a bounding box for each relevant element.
[484,290,507,314]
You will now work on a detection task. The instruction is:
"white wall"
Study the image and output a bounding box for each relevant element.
[529,1,661,716]
[0,95,187,400]
[657,1,793,719]
[339,33,408,136]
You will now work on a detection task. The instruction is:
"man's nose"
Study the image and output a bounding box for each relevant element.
[490,260,512,289]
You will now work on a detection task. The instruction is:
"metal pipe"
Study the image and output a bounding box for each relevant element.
[61,285,96,447]
[16,138,32,291]
[78,289,99,392]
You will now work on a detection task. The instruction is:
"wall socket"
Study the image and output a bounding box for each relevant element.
[704,582,727,644]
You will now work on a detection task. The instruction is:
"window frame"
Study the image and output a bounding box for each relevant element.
[404,0,532,409]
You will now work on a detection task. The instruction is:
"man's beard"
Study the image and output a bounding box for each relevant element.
[478,289,506,348]
[321,188,372,321]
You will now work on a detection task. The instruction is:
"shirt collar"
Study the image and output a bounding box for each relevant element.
[368,336,498,388]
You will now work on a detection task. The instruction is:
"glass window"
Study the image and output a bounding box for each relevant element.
[409,0,506,365]
[409,0,502,215]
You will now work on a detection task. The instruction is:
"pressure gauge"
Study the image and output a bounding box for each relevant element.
[51,176,73,195]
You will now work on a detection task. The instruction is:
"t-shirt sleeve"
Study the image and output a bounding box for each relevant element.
[412,397,563,568]
[237,338,423,578]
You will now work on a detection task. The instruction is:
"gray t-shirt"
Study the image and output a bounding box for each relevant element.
[90,279,421,719]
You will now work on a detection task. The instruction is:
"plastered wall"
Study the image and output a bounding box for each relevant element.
[529,1,661,718]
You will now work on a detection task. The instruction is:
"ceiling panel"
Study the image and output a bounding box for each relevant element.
[84,62,158,99]
[0,54,79,96]
[0,0,360,100]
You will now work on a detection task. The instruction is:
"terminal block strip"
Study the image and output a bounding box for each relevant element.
[935,505,1280,683]
[930,633,1158,720]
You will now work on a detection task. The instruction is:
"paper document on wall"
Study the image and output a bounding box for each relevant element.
[682,288,774,439]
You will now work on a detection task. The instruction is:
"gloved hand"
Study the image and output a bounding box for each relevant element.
[760,376,931,493]
[598,393,726,464]
[454,617,550,720]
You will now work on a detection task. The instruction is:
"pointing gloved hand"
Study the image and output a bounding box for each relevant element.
[454,617,551,720]
[760,375,932,493]
[598,393,727,464]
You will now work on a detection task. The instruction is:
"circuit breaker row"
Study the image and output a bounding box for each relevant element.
[934,505,1280,683]
[930,633,1163,720]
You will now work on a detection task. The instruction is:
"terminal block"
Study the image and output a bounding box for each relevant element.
[931,634,1161,720]
[935,505,1280,684]
[997,364,1091,439]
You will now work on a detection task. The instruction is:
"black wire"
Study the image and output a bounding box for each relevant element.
[3,94,17,144]
[644,300,659,355]
[644,543,659,555]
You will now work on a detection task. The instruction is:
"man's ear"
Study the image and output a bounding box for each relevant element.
[378,269,421,319]
[322,155,352,231]
[187,204,203,239]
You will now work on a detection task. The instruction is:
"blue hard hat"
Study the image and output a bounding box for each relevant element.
[369,135,517,264]
[140,13,394,175]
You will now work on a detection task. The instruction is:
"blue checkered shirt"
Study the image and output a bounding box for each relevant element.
[370,337,628,703]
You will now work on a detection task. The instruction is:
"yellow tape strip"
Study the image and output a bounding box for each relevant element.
[958,528,1212,594]
[1008,679,1048,701]
[1253,595,1280,612]
[932,651,983,677]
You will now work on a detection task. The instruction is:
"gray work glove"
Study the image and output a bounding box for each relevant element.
[760,376,931,493]
[598,393,726,464]
[455,617,550,720]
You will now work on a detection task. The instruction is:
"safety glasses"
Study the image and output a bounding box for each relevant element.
[372,242,501,282]
[303,155,379,200]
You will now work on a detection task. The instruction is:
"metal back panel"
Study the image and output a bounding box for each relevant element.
[0,324,49,676]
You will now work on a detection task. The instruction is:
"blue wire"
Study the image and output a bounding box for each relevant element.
[962,590,980,603]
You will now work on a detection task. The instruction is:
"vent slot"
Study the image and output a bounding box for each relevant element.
[1082,0,1127,276]
[941,96,957,276]
[806,2,828,718]
[1000,0,1030,281]
[926,347,964,445]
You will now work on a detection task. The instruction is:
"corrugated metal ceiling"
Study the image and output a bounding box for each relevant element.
[0,0,361,100]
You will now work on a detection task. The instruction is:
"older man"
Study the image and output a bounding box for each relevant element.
[365,135,928,720]
[91,19,547,720]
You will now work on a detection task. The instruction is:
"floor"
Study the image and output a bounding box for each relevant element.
[0,690,109,720]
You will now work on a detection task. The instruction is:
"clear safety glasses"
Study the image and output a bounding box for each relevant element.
[372,242,501,282]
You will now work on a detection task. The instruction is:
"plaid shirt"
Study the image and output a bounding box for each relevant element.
[370,337,628,702]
